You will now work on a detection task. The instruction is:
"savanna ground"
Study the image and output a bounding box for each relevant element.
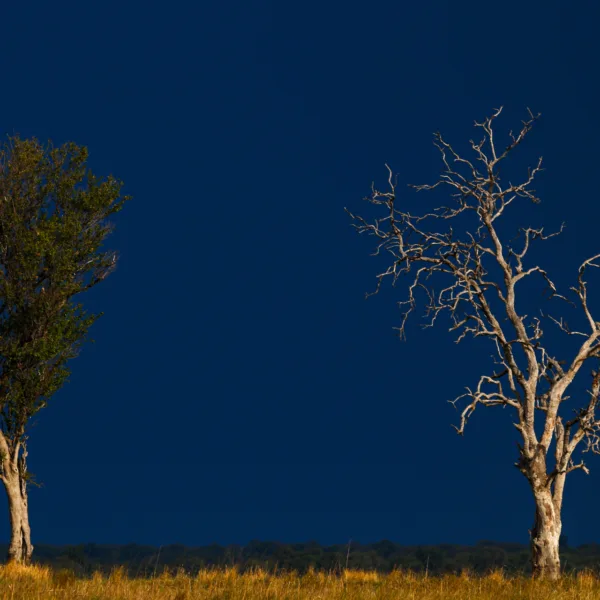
[2,564,600,600]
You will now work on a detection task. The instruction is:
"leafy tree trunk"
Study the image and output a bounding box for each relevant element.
[2,446,33,565]
[530,488,561,580]
[4,477,32,564]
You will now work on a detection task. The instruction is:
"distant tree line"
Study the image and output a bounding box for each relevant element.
[10,537,600,577]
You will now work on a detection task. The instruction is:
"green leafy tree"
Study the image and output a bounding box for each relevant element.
[0,135,129,563]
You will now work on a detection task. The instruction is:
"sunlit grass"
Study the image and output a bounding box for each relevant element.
[0,564,598,599]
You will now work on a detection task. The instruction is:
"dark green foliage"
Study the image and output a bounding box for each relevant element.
[0,135,130,450]
[11,540,600,577]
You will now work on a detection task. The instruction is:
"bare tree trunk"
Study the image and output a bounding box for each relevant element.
[530,489,561,580]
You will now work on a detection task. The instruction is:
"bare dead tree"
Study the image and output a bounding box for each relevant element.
[346,108,600,580]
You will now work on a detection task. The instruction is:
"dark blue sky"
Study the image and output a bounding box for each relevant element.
[1,0,599,548]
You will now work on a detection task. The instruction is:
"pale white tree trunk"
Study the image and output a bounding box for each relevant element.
[0,434,34,565]
[3,472,33,564]
[530,488,561,580]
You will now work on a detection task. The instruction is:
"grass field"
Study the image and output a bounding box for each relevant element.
[1,563,600,599]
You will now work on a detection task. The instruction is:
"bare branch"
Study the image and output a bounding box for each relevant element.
[348,106,600,499]
[449,371,521,435]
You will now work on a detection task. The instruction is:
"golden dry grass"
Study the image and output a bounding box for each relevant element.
[0,564,599,599]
